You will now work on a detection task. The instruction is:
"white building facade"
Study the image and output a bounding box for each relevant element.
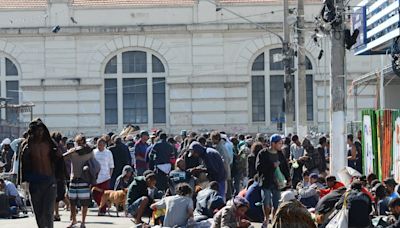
[0,0,381,136]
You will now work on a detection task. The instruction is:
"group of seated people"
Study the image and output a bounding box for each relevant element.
[0,177,26,218]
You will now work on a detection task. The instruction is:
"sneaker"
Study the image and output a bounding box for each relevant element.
[54,215,61,221]
[97,212,106,216]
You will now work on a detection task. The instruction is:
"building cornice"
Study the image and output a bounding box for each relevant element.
[0,22,316,36]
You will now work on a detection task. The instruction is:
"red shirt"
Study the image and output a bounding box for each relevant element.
[320,181,345,198]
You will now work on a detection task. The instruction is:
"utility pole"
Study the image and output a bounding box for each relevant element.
[330,0,347,176]
[297,0,307,137]
[283,0,294,135]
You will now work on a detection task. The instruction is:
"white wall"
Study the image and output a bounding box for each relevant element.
[0,0,384,136]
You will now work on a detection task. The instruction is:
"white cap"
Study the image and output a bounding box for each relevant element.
[2,138,11,145]
[279,190,296,203]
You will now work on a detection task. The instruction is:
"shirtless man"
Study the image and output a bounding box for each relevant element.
[18,118,63,228]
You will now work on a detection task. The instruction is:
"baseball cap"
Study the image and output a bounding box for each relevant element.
[384,178,397,187]
[188,141,204,157]
[310,173,319,179]
[143,170,156,180]
[279,190,296,203]
[140,130,149,137]
[270,134,282,144]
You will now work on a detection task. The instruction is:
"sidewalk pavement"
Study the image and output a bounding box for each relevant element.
[0,208,264,228]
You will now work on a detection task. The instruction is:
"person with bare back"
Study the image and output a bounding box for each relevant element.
[17,118,64,228]
[63,134,94,228]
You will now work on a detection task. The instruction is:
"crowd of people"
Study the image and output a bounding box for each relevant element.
[0,118,400,228]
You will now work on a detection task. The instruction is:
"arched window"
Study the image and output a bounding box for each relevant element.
[0,57,19,123]
[104,50,166,126]
[251,48,314,123]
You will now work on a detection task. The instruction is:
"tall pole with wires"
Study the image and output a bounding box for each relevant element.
[330,0,347,177]
[283,0,294,135]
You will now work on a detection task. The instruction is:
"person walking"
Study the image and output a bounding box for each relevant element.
[256,134,287,225]
[63,134,94,228]
[17,118,64,228]
[92,138,114,216]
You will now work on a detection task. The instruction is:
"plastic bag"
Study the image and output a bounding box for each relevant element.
[274,167,287,189]
[326,192,349,228]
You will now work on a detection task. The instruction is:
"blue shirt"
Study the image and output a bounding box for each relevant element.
[389,191,400,200]
[245,181,264,222]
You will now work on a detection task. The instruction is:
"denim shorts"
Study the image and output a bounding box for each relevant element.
[261,188,280,208]
[127,198,144,216]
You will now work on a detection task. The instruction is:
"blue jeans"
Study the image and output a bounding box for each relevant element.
[127,198,144,216]
[218,180,226,201]
[261,188,280,209]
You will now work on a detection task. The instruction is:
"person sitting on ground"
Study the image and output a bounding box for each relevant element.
[387,198,400,228]
[296,171,311,191]
[272,190,316,228]
[168,158,195,195]
[126,170,162,225]
[238,179,254,198]
[212,195,252,228]
[244,177,264,223]
[314,186,346,226]
[384,178,400,201]
[114,165,134,190]
[151,183,194,227]
[367,173,378,190]
[194,181,225,222]
[335,180,373,228]
[319,175,345,198]
[0,178,22,208]
[298,173,320,209]
[372,183,390,216]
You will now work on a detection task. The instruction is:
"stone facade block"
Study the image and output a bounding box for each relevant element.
[79,115,101,127]
[192,88,225,99]
[192,100,225,112]
[114,37,123,49]
[192,113,225,125]
[170,101,191,112]
[170,113,191,125]
[226,112,248,124]
[44,103,77,115]
[169,88,191,99]
[226,100,248,111]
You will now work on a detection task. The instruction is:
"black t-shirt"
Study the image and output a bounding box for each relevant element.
[315,188,345,214]
[256,149,280,189]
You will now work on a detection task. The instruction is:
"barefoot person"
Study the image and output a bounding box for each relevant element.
[64,134,93,228]
[17,118,64,228]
